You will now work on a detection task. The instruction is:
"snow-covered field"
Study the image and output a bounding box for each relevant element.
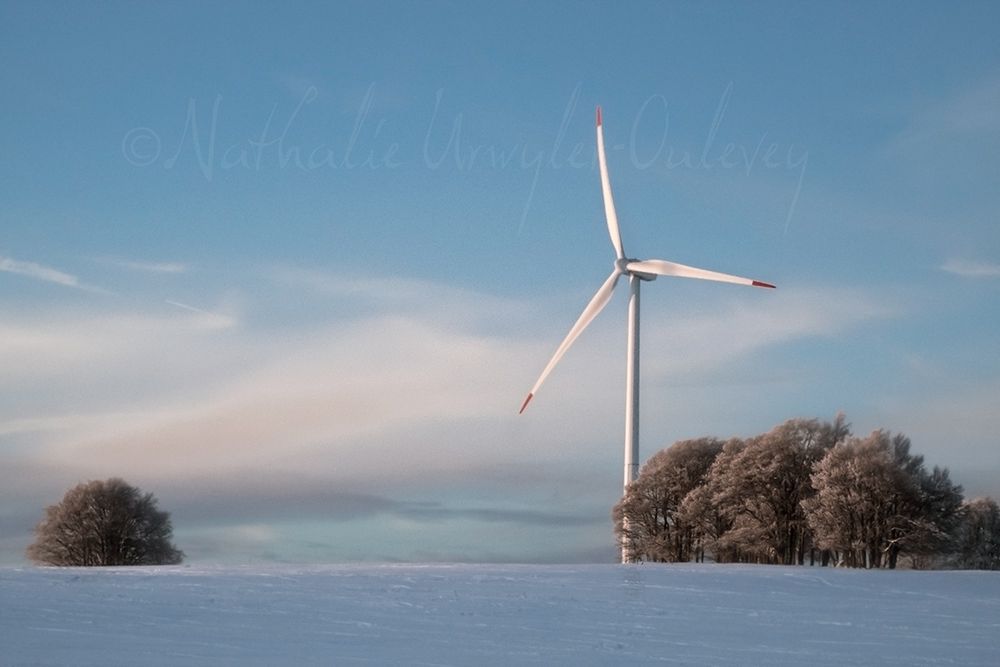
[2,564,998,666]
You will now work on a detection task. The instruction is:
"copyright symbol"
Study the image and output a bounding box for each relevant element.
[122,127,161,166]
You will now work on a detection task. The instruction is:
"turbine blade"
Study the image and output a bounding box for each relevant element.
[520,270,622,413]
[627,259,776,289]
[596,106,625,260]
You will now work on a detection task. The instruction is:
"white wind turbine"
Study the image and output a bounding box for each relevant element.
[519,106,775,563]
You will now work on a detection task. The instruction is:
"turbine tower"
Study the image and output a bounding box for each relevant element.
[519,106,775,563]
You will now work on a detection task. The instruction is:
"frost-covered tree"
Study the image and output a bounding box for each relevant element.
[612,414,972,568]
[953,497,1000,570]
[678,439,746,563]
[706,416,848,565]
[804,431,962,568]
[614,438,724,562]
[27,478,184,566]
[803,433,898,567]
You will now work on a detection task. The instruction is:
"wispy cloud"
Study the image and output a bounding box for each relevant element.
[0,255,87,289]
[940,257,1000,278]
[637,285,901,380]
[102,258,188,274]
[4,279,894,489]
[0,278,530,468]
[269,266,530,331]
[165,300,238,329]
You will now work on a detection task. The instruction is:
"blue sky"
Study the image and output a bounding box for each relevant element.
[2,2,999,564]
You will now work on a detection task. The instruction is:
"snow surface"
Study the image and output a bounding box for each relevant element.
[2,564,998,666]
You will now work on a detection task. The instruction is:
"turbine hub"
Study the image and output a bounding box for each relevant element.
[617,258,656,281]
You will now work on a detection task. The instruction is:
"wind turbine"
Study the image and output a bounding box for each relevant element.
[519,106,775,563]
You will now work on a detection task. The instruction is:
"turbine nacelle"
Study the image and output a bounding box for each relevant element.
[619,258,657,281]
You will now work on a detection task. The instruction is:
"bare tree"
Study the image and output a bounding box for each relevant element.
[27,478,183,566]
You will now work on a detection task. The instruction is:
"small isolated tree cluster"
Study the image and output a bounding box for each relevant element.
[615,416,995,569]
[27,478,183,566]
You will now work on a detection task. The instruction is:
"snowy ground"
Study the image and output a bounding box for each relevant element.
[2,564,998,666]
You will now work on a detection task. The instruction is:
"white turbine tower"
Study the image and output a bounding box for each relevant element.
[519,106,775,563]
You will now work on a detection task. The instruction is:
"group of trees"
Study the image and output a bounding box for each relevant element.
[23,419,1000,571]
[27,478,183,567]
[614,415,1000,569]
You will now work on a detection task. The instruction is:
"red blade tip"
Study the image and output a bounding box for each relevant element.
[596,106,602,127]
[519,393,534,414]
[752,280,776,289]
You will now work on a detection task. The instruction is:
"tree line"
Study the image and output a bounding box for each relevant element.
[614,415,1000,569]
